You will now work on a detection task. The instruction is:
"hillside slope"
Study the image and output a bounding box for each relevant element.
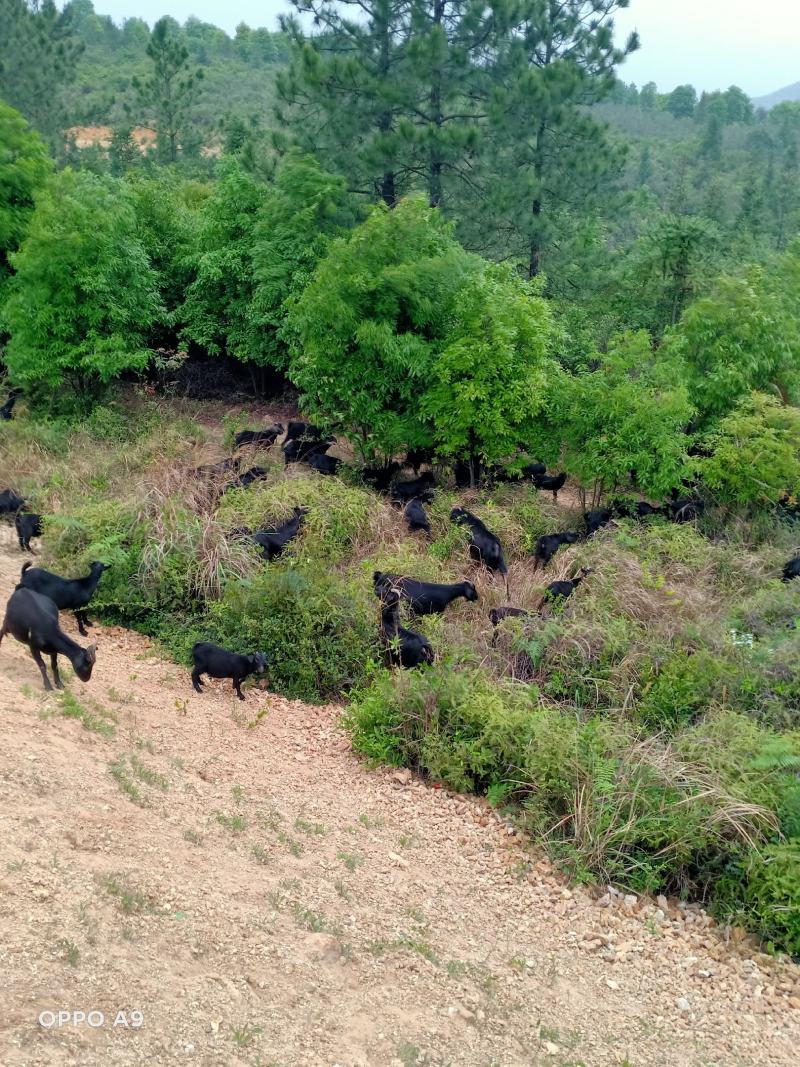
[753,82,800,109]
[0,530,799,1067]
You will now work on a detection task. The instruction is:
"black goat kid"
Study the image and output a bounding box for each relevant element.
[1,587,97,690]
[191,642,267,701]
[540,567,593,608]
[404,497,430,533]
[533,471,567,502]
[532,531,579,572]
[20,560,109,637]
[584,509,613,537]
[449,507,509,592]
[252,507,309,562]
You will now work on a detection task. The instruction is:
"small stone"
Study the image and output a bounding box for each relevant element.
[605,979,620,990]
[543,1041,560,1055]
[183,1044,194,1054]
[676,997,691,1012]
[596,894,612,908]
[623,894,637,909]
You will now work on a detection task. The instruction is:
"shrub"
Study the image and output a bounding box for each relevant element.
[742,843,800,956]
[3,170,163,394]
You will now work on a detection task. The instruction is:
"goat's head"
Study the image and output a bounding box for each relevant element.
[250,652,268,674]
[462,581,479,602]
[74,643,97,682]
[561,532,580,545]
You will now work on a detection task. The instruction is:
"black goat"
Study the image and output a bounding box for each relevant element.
[282,436,335,467]
[224,466,268,492]
[362,462,401,492]
[668,495,705,523]
[613,498,665,520]
[521,462,546,481]
[1,587,97,691]
[194,457,240,480]
[404,497,430,533]
[0,388,22,420]
[540,567,593,608]
[20,560,109,637]
[777,495,800,525]
[533,471,567,502]
[284,421,326,443]
[392,471,436,503]
[16,512,43,552]
[378,588,434,669]
[305,453,340,476]
[374,571,478,615]
[405,447,434,475]
[584,508,613,537]
[532,531,579,572]
[235,425,284,450]
[191,641,267,701]
[782,557,800,582]
[0,489,26,517]
[450,507,509,591]
[488,606,532,627]
[252,507,308,562]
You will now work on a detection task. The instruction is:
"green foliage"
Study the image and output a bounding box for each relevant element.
[0,101,52,298]
[742,843,800,955]
[3,169,163,392]
[423,264,559,470]
[664,261,800,424]
[557,331,693,500]
[288,197,478,459]
[699,394,800,507]
[206,566,378,702]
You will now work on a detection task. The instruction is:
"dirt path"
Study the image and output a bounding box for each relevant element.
[0,534,798,1067]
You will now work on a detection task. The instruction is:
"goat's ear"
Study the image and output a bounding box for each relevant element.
[85,643,97,664]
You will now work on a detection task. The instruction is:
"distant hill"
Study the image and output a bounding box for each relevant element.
[752,82,800,110]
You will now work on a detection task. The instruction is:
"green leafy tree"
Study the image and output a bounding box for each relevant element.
[249,151,356,370]
[557,331,693,503]
[2,169,163,393]
[178,160,268,361]
[0,101,52,300]
[665,84,697,119]
[422,264,559,484]
[699,394,800,508]
[664,257,800,424]
[287,196,478,458]
[131,16,203,164]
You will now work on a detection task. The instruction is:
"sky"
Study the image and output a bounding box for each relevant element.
[87,0,800,99]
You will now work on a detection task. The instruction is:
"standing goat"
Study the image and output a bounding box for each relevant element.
[1,587,97,690]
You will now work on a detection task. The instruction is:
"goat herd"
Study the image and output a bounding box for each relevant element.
[2,417,800,698]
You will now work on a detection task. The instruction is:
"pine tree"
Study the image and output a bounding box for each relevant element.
[130,17,203,165]
[484,1,638,277]
[276,0,412,205]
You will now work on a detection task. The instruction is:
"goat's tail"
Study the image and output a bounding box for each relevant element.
[20,561,32,578]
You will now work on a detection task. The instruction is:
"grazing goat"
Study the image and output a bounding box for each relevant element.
[521,462,546,481]
[777,495,800,525]
[378,588,434,669]
[194,457,240,480]
[404,497,430,533]
[234,425,284,450]
[20,560,109,637]
[449,507,509,590]
[532,531,579,572]
[16,512,43,552]
[1,587,97,691]
[0,388,22,420]
[533,471,567,502]
[191,642,267,701]
[613,499,665,520]
[0,489,26,517]
[252,507,308,562]
[362,462,401,492]
[488,606,531,627]
[305,453,340,476]
[584,508,613,537]
[374,571,478,615]
[540,567,593,608]
[782,557,800,582]
[224,466,268,492]
[391,471,436,503]
[405,447,434,475]
[284,421,326,443]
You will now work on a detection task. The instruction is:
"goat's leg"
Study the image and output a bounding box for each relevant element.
[50,654,64,689]
[191,668,204,694]
[75,611,88,637]
[233,676,245,701]
[81,611,94,629]
[30,648,53,691]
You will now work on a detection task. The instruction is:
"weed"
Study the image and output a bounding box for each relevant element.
[358,812,385,830]
[57,690,116,737]
[100,874,150,914]
[130,753,168,790]
[109,757,143,804]
[183,830,204,846]
[174,698,189,716]
[289,902,329,933]
[294,817,326,836]
[56,937,80,966]
[398,832,419,848]
[251,845,271,865]
[215,812,247,832]
[259,809,284,832]
[337,850,364,872]
[232,784,246,806]
[230,1022,262,1048]
[276,830,302,856]
[334,879,352,901]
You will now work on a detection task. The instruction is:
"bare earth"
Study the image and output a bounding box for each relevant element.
[1,533,799,1067]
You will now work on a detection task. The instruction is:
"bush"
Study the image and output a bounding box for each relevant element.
[742,843,800,956]
[3,170,163,394]
[206,565,379,702]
